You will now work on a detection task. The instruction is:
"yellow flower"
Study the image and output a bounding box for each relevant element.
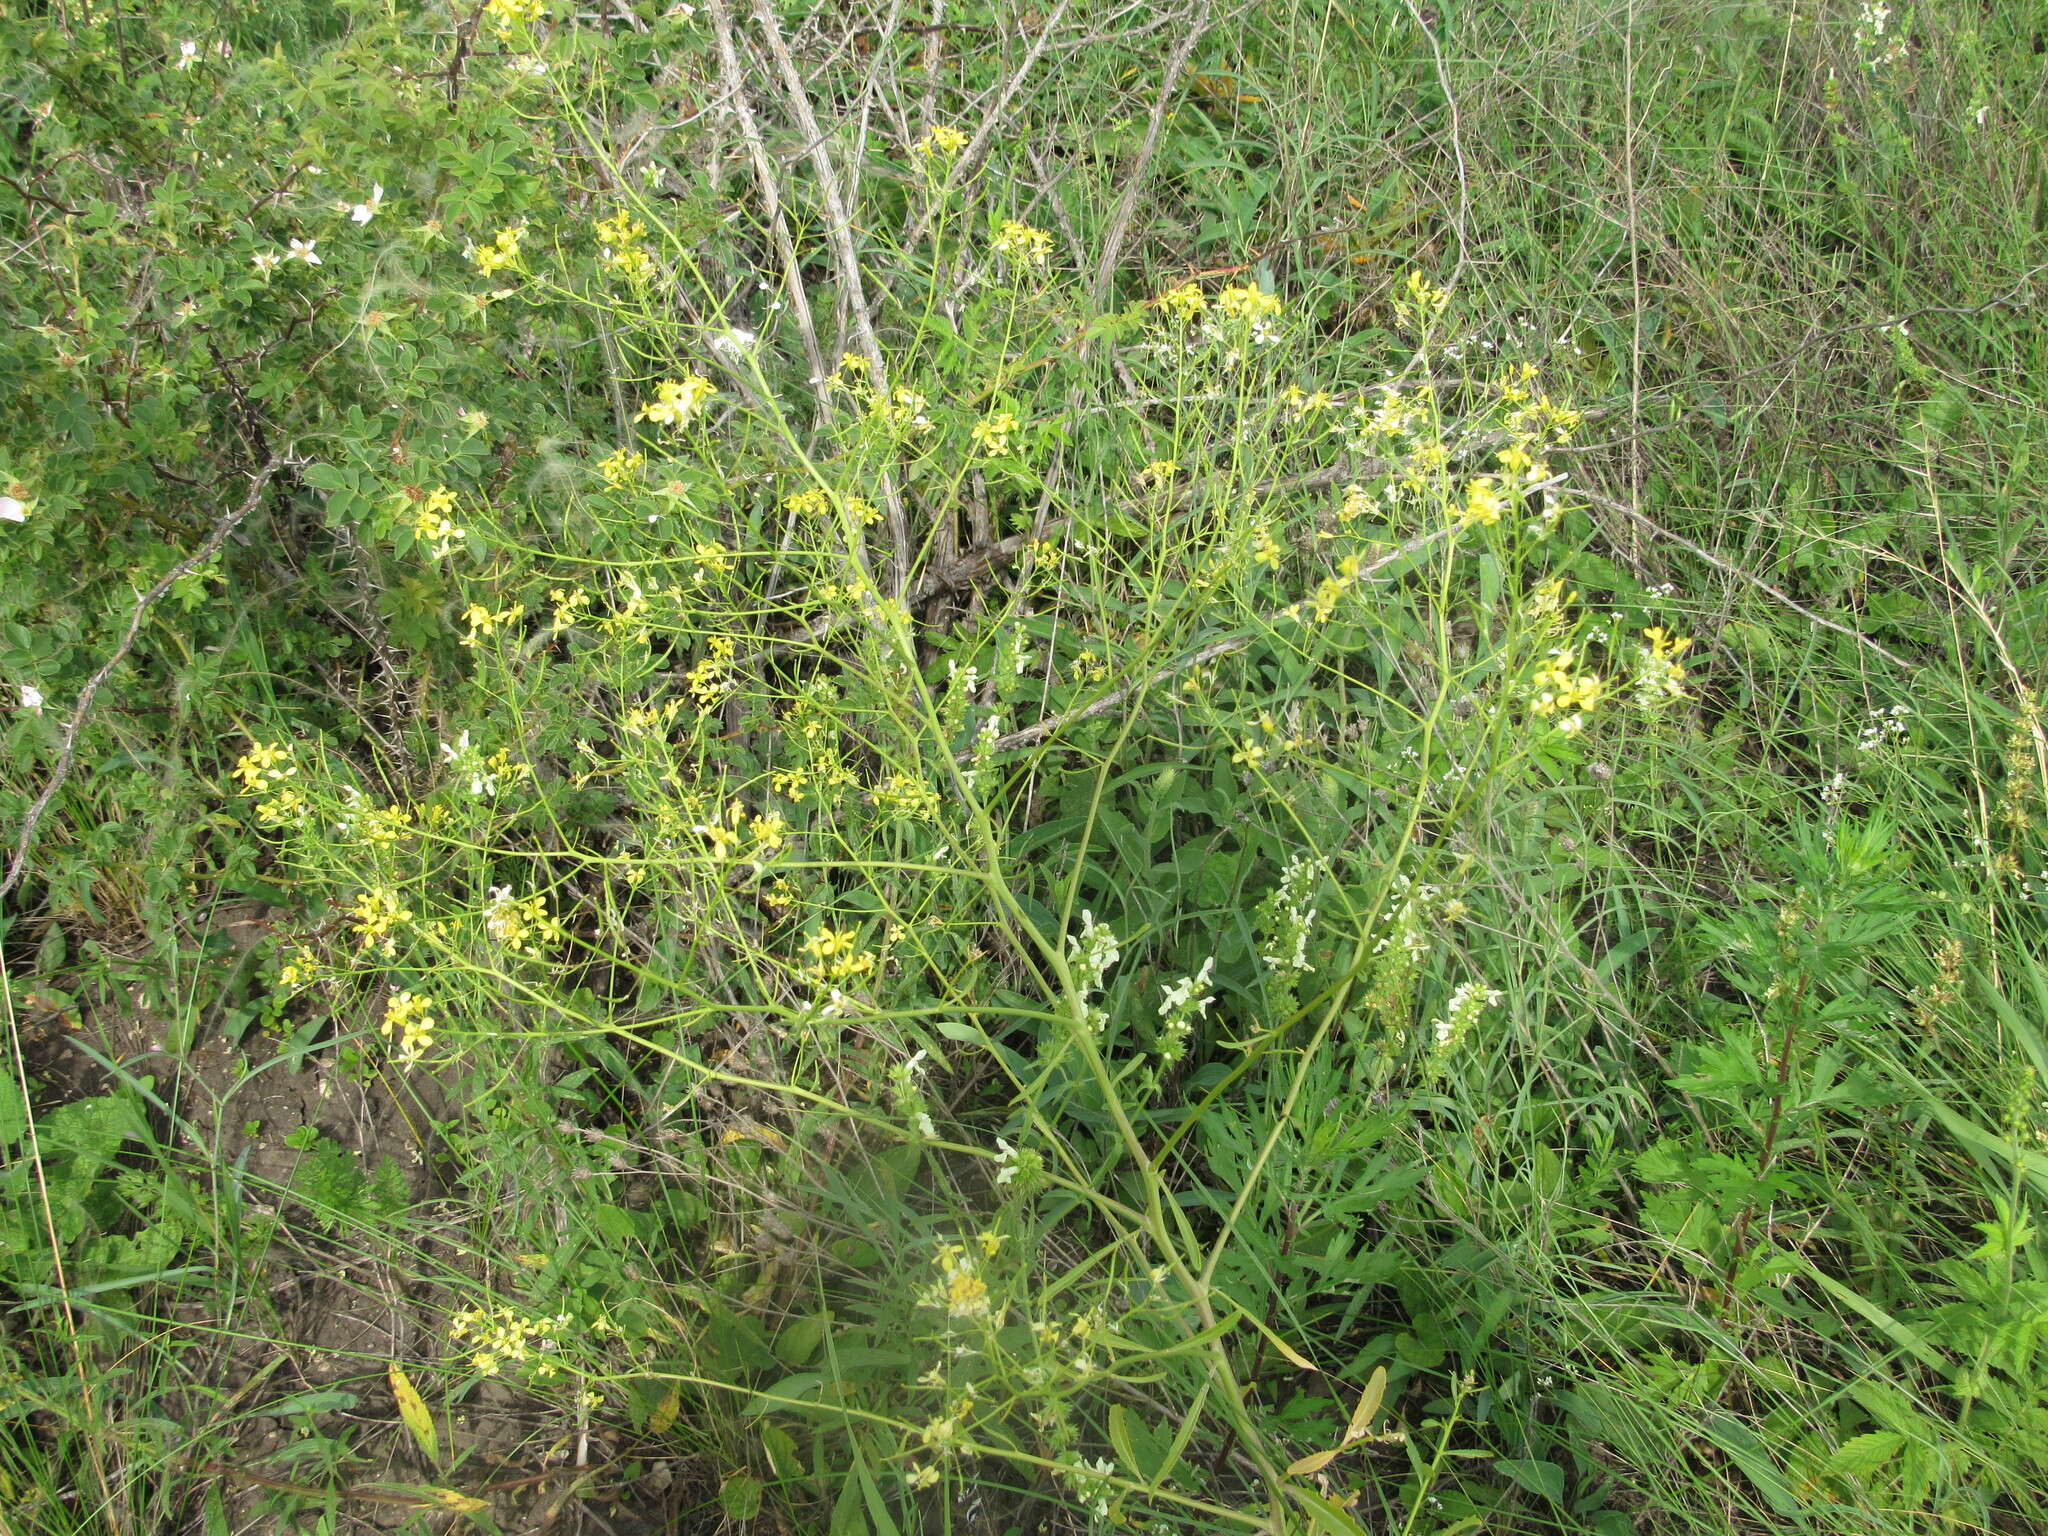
[969,410,1021,457]
[468,224,525,277]
[874,386,933,434]
[1458,476,1510,529]
[1634,627,1694,711]
[349,887,413,948]
[1212,283,1282,324]
[483,886,564,956]
[596,448,644,488]
[593,210,646,248]
[483,0,545,30]
[1139,459,1179,487]
[1154,282,1206,323]
[991,220,1053,267]
[381,989,437,1064]
[1393,269,1450,331]
[915,124,969,159]
[1528,647,1605,732]
[410,485,464,557]
[637,375,717,429]
[232,741,296,794]
[685,635,736,707]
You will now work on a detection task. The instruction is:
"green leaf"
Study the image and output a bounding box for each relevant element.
[1825,1431,1905,1481]
[1493,1457,1566,1505]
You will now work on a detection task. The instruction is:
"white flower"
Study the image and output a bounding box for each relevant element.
[709,327,756,360]
[347,185,384,224]
[20,684,44,714]
[287,238,321,266]
[993,1138,1019,1185]
[175,40,199,68]
[0,496,27,523]
[251,250,283,272]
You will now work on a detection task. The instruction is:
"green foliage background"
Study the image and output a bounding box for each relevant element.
[2,1,2046,1533]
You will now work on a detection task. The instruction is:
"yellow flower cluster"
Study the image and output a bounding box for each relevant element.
[621,698,682,736]
[468,224,525,278]
[800,925,876,985]
[233,741,296,794]
[693,799,787,864]
[1633,627,1693,712]
[1456,476,1509,529]
[1529,647,1605,733]
[1138,459,1179,488]
[873,771,941,823]
[1212,283,1282,324]
[483,0,545,32]
[233,741,308,825]
[685,634,736,707]
[873,386,933,434]
[1289,552,1368,626]
[460,601,525,647]
[1251,524,1284,568]
[483,886,565,957]
[1281,385,1334,418]
[410,486,465,557]
[915,124,969,159]
[276,947,323,991]
[593,210,654,282]
[969,410,1021,457]
[991,220,1053,267]
[689,540,731,583]
[596,448,644,488]
[349,886,412,949]
[921,1237,1003,1321]
[343,794,413,849]
[381,989,437,1064]
[637,375,717,429]
[549,585,591,631]
[1393,269,1451,332]
[1154,282,1206,323]
[448,1302,571,1378]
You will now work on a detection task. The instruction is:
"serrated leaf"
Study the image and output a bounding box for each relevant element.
[1825,1431,1905,1480]
[389,1363,438,1463]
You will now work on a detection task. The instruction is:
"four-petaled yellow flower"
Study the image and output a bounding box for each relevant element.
[969,410,1020,457]
[637,375,716,429]
[991,220,1053,267]
[915,125,969,159]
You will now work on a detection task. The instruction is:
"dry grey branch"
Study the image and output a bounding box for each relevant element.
[2,456,299,906]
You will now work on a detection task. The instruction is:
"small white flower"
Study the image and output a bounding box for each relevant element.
[287,237,321,265]
[175,40,199,68]
[251,250,283,272]
[0,496,26,523]
[347,185,384,224]
[20,684,44,714]
[709,327,757,360]
[993,1138,1019,1185]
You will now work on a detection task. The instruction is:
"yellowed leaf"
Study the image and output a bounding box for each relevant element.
[388,1363,438,1463]
[1344,1366,1388,1444]
[1285,1446,1344,1478]
[648,1385,681,1437]
[429,1487,488,1514]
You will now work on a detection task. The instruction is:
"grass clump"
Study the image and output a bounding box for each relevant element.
[2,2,2045,1533]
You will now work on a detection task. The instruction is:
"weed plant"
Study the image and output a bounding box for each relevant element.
[2,2,2045,1534]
